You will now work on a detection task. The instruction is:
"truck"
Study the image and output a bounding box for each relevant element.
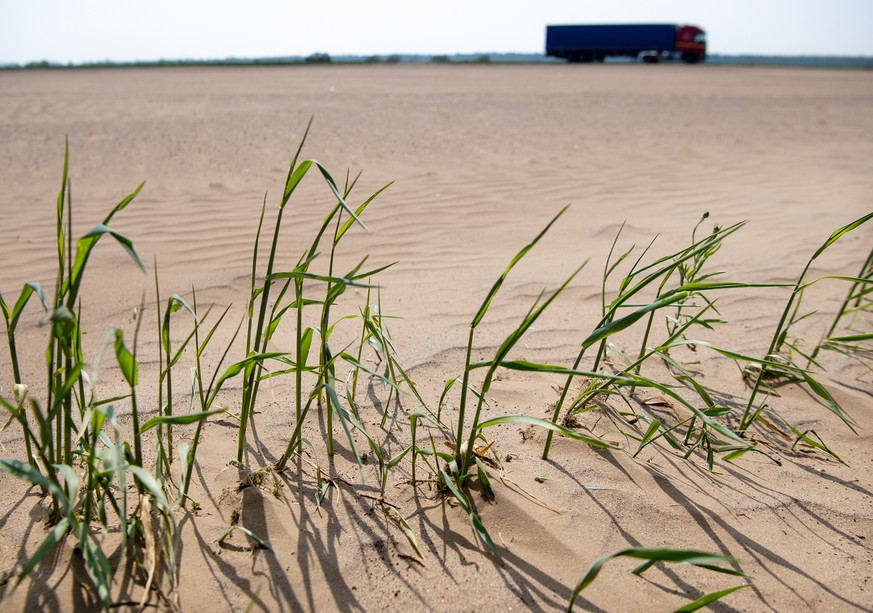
[545,24,706,63]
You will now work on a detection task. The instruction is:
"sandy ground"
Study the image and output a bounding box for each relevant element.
[0,64,871,611]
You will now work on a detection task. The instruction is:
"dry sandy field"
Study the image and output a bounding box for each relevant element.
[0,64,871,611]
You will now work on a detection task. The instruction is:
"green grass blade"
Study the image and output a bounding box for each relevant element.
[468,359,634,385]
[674,584,750,612]
[127,465,172,512]
[335,182,393,244]
[627,548,742,572]
[287,116,312,179]
[282,159,314,206]
[267,270,376,288]
[210,352,285,402]
[637,419,662,451]
[471,205,568,329]
[66,225,146,302]
[55,464,80,501]
[478,415,620,449]
[56,138,69,274]
[438,469,470,512]
[323,375,363,465]
[16,517,70,586]
[675,281,784,293]
[568,550,622,608]
[314,162,369,232]
[80,224,146,271]
[386,445,412,469]
[299,327,314,368]
[469,510,501,560]
[197,304,232,359]
[339,352,402,391]
[7,283,47,329]
[799,274,873,291]
[796,369,857,434]
[75,524,113,608]
[826,332,873,343]
[811,211,873,261]
[438,378,459,422]
[438,469,502,558]
[138,408,226,435]
[113,328,138,386]
[582,292,688,350]
[631,372,748,447]
[568,547,742,612]
[790,427,844,463]
[474,457,494,499]
[0,458,63,497]
[234,525,272,550]
[100,181,145,226]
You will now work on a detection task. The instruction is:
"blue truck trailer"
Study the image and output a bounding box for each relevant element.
[545,24,707,63]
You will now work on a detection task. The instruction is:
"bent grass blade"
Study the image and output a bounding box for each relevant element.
[567,546,747,612]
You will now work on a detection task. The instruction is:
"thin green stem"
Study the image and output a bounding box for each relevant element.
[295,279,304,455]
[454,327,476,469]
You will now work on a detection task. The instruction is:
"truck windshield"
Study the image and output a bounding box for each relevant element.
[693,33,707,43]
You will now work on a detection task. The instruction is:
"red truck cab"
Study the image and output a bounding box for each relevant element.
[675,25,707,63]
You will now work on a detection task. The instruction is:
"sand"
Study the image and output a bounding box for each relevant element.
[0,64,871,611]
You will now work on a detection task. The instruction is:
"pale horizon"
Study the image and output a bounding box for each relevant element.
[3,0,873,65]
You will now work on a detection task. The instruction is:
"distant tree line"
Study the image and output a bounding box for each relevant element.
[3,53,872,70]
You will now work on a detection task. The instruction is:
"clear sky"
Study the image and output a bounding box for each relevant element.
[2,0,872,64]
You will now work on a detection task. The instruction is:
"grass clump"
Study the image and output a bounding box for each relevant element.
[539,217,765,468]
[234,118,402,476]
[0,143,225,608]
[408,205,607,554]
[739,212,872,449]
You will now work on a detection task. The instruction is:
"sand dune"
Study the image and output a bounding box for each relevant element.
[0,64,871,611]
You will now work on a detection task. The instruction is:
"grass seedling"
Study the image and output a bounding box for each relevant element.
[432,206,616,556]
[809,243,873,368]
[239,121,312,463]
[740,211,873,434]
[310,172,392,455]
[0,146,228,608]
[543,220,746,460]
[50,144,145,465]
[269,253,390,465]
[154,281,198,473]
[352,287,429,428]
[547,299,754,469]
[0,141,145,496]
[454,205,572,479]
[181,289,237,506]
[237,120,380,463]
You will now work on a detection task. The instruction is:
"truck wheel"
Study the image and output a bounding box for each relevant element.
[683,53,698,64]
